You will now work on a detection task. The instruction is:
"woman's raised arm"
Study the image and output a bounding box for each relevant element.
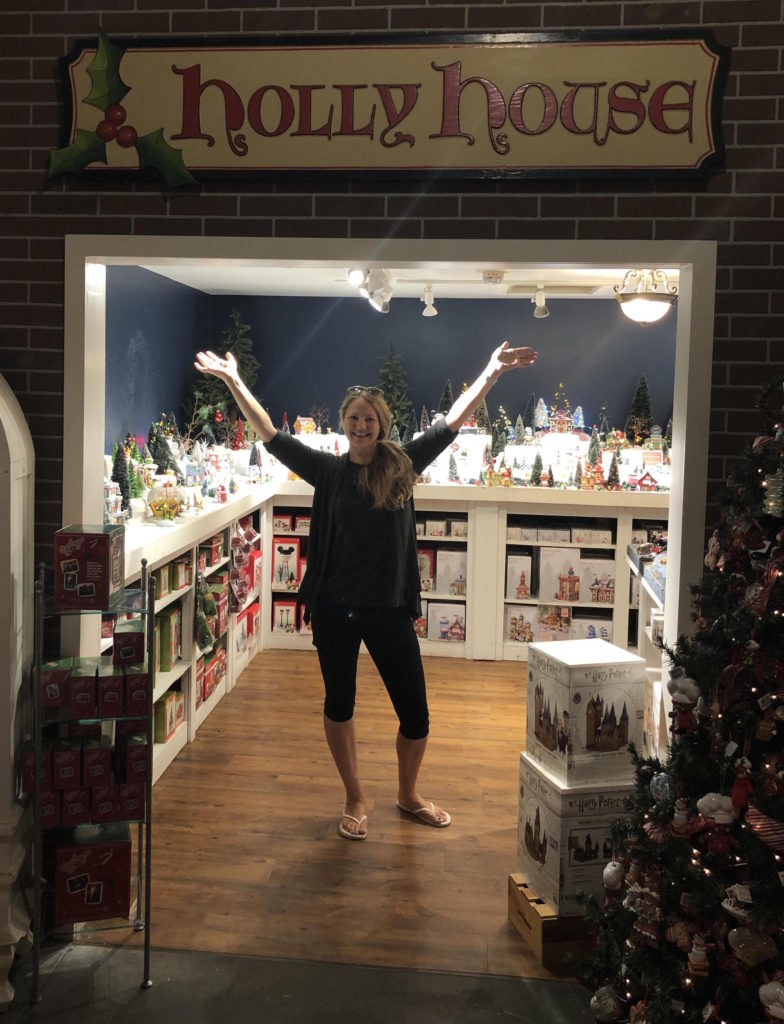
[194,350,277,442]
[444,341,538,433]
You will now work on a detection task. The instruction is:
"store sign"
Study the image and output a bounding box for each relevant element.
[50,31,728,187]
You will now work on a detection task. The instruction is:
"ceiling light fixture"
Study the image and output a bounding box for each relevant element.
[360,268,388,301]
[368,271,393,313]
[347,268,367,289]
[421,284,438,317]
[532,287,549,319]
[615,269,678,326]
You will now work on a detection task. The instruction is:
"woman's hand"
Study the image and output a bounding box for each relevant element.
[486,341,538,382]
[194,350,239,384]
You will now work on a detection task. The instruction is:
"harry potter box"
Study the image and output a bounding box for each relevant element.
[526,639,645,787]
[516,751,633,916]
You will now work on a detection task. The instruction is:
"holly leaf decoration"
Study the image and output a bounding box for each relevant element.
[84,30,130,111]
[135,128,196,187]
[46,129,107,180]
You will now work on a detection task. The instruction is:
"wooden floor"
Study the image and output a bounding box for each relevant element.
[121,649,551,979]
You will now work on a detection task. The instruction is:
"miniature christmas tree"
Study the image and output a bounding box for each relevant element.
[600,415,610,440]
[493,405,511,440]
[232,418,245,451]
[281,411,290,435]
[376,343,413,433]
[438,378,454,416]
[530,452,543,486]
[573,405,585,431]
[492,428,506,457]
[515,414,525,443]
[587,425,601,466]
[476,398,491,433]
[124,432,141,461]
[181,309,259,444]
[607,451,620,488]
[389,423,401,443]
[574,459,583,488]
[625,375,654,445]
[666,417,673,447]
[148,421,183,482]
[420,405,431,432]
[129,462,144,500]
[534,397,549,430]
[547,464,555,487]
[523,393,536,432]
[402,409,417,444]
[577,377,784,1024]
[248,442,260,469]
[448,453,459,481]
[111,445,131,513]
[552,381,571,415]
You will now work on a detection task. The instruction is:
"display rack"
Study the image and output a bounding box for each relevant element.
[31,560,155,1002]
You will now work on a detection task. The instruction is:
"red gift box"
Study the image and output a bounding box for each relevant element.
[69,657,100,719]
[249,550,263,593]
[124,665,148,717]
[82,737,112,785]
[97,662,124,718]
[118,782,145,821]
[124,735,147,782]
[54,524,125,611]
[203,659,216,701]
[195,656,204,709]
[40,790,61,830]
[54,823,131,925]
[23,744,51,795]
[111,617,146,665]
[199,534,223,567]
[91,784,118,824]
[61,788,91,827]
[52,740,81,789]
[40,658,72,708]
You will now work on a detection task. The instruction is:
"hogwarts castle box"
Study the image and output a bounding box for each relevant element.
[526,639,645,786]
[516,752,634,916]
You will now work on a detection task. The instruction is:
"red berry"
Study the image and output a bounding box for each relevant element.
[116,125,137,148]
[105,104,127,126]
[96,119,116,142]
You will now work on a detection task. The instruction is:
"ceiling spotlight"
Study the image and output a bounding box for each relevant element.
[369,274,393,313]
[421,284,438,317]
[532,287,549,319]
[615,269,678,326]
[347,268,367,288]
[359,268,387,299]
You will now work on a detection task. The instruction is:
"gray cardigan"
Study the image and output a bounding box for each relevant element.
[264,419,456,619]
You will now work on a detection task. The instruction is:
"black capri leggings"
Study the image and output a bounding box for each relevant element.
[310,600,429,741]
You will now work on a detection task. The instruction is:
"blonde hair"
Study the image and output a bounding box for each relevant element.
[339,390,417,511]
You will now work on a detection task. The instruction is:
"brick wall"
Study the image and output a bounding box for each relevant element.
[1,1,782,565]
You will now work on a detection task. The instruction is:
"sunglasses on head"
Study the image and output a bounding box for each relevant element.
[346,385,384,397]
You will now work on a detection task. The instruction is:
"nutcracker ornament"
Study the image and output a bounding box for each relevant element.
[731,757,754,809]
[666,669,701,736]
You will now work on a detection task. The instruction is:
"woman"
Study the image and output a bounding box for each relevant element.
[195,340,537,840]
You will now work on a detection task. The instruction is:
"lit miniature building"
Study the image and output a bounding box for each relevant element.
[557,567,580,602]
[293,416,316,434]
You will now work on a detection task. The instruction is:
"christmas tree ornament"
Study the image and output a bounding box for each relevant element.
[589,986,623,1022]
[759,981,784,1021]
[727,927,777,968]
[731,757,754,809]
[649,772,674,805]
[687,931,710,976]
[602,859,625,899]
[763,467,784,517]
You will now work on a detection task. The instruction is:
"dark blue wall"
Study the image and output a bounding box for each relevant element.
[209,293,676,434]
[105,268,676,450]
[105,266,210,452]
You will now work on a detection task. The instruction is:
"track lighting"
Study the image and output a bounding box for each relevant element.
[532,287,549,319]
[421,284,438,317]
[347,268,367,289]
[368,271,393,313]
[615,269,678,326]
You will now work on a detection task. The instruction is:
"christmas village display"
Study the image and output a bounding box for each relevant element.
[573,379,784,1024]
[105,315,670,526]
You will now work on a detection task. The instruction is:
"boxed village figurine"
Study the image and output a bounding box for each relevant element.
[516,751,634,916]
[526,638,645,786]
[54,524,125,611]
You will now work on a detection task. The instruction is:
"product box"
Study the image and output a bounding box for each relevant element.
[23,744,51,795]
[415,520,425,537]
[447,519,468,538]
[97,662,124,718]
[157,604,181,672]
[507,873,595,971]
[61,788,91,827]
[249,549,263,593]
[194,656,205,709]
[124,664,148,718]
[52,740,81,789]
[174,690,185,730]
[299,605,312,635]
[516,752,634,915]
[426,602,466,642]
[118,782,145,821]
[54,822,131,925]
[504,604,537,644]
[436,549,467,596]
[272,537,300,589]
[537,605,572,642]
[82,736,112,786]
[91,784,119,824]
[247,601,260,654]
[54,524,125,611]
[506,526,523,542]
[537,526,571,543]
[40,790,61,830]
[579,558,615,605]
[40,657,72,708]
[124,734,147,782]
[69,657,99,719]
[100,615,116,640]
[200,533,224,566]
[570,616,613,643]
[417,547,436,591]
[154,691,177,743]
[272,599,297,633]
[112,617,146,665]
[571,527,613,546]
[203,658,216,701]
[169,556,191,591]
[629,573,640,608]
[153,566,171,600]
[294,515,311,534]
[272,514,293,533]
[631,529,649,545]
[413,600,428,639]
[235,609,249,654]
[538,548,580,603]
[506,554,532,599]
[425,519,446,538]
[526,639,646,786]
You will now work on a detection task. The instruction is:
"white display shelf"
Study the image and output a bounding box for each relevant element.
[507,540,616,550]
[504,598,615,610]
[422,591,468,601]
[153,660,190,704]
[154,585,190,614]
[640,575,664,611]
[204,554,230,577]
[233,588,260,616]
[417,534,468,544]
[194,678,227,731]
[418,639,466,657]
[152,722,188,784]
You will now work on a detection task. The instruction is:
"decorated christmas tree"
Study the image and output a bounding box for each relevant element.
[578,378,784,1024]
[376,344,412,432]
[476,398,491,433]
[624,375,654,445]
